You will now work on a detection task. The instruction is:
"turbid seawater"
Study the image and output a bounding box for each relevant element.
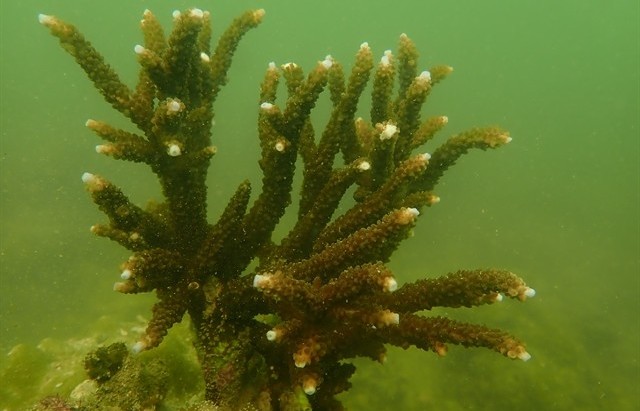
[1,0,638,409]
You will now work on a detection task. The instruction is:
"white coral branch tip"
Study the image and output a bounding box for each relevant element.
[380,50,392,66]
[397,207,419,224]
[167,144,182,157]
[253,274,272,289]
[406,207,420,217]
[274,141,285,152]
[189,8,204,19]
[418,152,431,162]
[497,133,513,144]
[417,70,431,84]
[303,380,317,395]
[81,172,96,184]
[95,145,113,154]
[518,351,532,361]
[132,340,147,354]
[266,330,279,341]
[294,358,308,368]
[357,161,371,171]
[82,173,107,193]
[253,9,266,21]
[379,123,398,140]
[384,277,398,292]
[260,102,274,111]
[38,14,56,26]
[321,55,333,69]
[167,99,182,113]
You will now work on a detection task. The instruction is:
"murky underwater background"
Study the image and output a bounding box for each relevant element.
[1,0,638,409]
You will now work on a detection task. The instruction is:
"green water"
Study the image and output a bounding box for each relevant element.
[1,0,638,409]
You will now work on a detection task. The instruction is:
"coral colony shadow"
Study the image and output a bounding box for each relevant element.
[38,6,535,411]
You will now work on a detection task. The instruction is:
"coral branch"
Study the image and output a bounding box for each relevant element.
[384,314,531,361]
[39,14,132,116]
[386,269,535,312]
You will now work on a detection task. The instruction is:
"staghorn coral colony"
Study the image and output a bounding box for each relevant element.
[38,6,535,411]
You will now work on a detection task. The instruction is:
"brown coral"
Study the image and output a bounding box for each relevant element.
[40,7,534,410]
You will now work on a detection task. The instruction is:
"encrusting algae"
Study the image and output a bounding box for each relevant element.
[35,6,535,410]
